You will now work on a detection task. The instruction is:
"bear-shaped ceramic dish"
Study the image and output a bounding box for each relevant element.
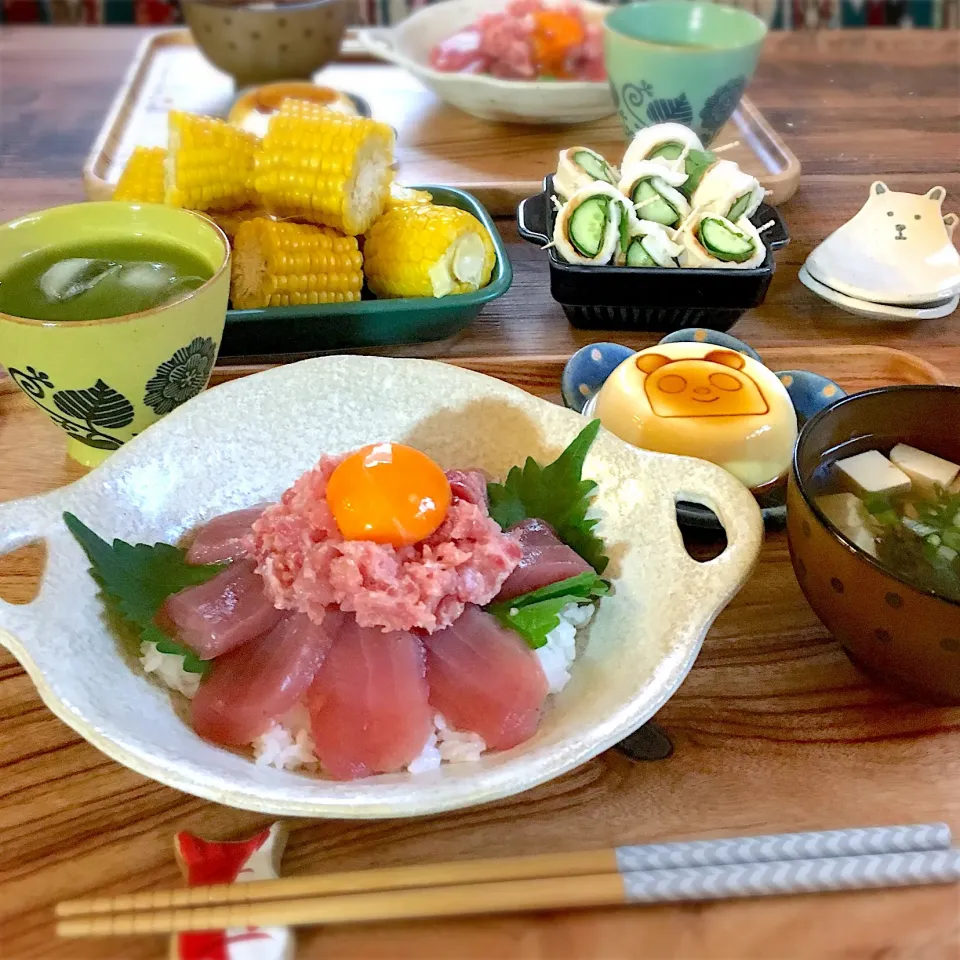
[563,330,845,530]
[805,182,960,307]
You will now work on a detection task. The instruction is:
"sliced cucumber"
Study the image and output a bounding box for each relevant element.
[698,216,756,263]
[569,197,611,257]
[626,238,657,267]
[617,201,630,254]
[631,179,679,226]
[647,141,684,161]
[726,192,752,222]
[573,149,615,185]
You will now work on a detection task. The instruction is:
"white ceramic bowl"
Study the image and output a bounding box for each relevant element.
[356,0,615,125]
[0,357,762,818]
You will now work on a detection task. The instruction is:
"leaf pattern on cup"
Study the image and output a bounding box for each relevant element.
[699,76,747,140]
[8,366,134,450]
[646,93,693,126]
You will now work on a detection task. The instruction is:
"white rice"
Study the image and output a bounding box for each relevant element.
[139,640,201,699]
[252,704,319,772]
[141,602,597,774]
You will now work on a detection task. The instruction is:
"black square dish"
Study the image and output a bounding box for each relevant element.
[517,175,790,333]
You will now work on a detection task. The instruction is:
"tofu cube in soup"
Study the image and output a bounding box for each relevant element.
[817,492,878,557]
[889,443,960,493]
[835,450,911,496]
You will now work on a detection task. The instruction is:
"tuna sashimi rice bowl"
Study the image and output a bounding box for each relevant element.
[0,355,763,815]
[66,423,612,782]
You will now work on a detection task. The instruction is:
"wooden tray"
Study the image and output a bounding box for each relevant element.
[2,345,957,960]
[83,29,802,216]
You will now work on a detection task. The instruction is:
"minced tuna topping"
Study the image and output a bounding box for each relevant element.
[251,456,522,633]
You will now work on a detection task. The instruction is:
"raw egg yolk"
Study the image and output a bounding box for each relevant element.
[326,443,452,547]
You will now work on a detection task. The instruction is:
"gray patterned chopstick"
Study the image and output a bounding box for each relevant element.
[614,823,951,873]
[622,849,960,903]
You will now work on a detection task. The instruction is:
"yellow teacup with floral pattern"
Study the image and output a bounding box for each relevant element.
[0,202,229,467]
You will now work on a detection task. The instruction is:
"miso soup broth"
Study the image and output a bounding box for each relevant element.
[813,438,960,603]
[0,238,214,322]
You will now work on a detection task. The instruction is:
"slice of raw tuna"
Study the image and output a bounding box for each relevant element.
[186,506,267,564]
[495,518,592,602]
[423,605,548,750]
[162,560,283,660]
[446,469,488,507]
[192,613,334,746]
[307,617,432,780]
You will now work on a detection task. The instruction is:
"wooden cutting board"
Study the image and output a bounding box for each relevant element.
[2,344,959,960]
[83,29,802,216]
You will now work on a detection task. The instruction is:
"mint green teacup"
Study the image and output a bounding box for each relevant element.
[604,1,767,144]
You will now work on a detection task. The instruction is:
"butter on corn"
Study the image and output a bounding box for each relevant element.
[384,183,434,210]
[363,205,496,299]
[113,146,167,204]
[165,111,258,212]
[231,218,363,310]
[254,100,394,236]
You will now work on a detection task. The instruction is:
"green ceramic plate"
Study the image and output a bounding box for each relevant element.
[219,186,512,358]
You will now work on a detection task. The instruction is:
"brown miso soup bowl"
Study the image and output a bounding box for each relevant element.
[787,385,960,704]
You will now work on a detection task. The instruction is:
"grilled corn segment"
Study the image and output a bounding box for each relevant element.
[165,111,258,212]
[254,100,394,236]
[207,207,275,242]
[113,146,167,204]
[231,218,363,310]
[363,205,496,299]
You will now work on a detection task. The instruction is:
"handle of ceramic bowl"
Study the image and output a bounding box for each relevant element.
[760,205,790,251]
[355,27,408,69]
[0,494,60,621]
[517,193,549,246]
[650,456,764,619]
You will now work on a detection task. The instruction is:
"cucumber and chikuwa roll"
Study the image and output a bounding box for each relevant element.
[617,161,691,228]
[554,147,620,200]
[690,159,765,222]
[553,182,637,266]
[622,122,704,175]
[623,219,683,268]
[678,213,766,269]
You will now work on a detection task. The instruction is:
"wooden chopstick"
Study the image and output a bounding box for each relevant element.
[57,849,618,917]
[56,823,951,919]
[56,849,960,939]
[58,873,627,937]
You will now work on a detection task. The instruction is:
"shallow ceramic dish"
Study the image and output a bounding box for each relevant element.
[788,385,960,704]
[182,0,352,88]
[355,0,615,125]
[0,357,761,817]
[798,265,958,322]
[563,330,845,530]
[220,185,511,358]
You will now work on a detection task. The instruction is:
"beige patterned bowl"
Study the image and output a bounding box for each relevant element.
[182,0,352,87]
[0,357,762,817]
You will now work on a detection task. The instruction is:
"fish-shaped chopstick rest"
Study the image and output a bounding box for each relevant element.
[172,822,294,960]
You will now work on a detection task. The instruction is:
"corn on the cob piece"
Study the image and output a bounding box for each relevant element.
[113,146,167,204]
[254,100,394,236]
[165,111,258,212]
[385,183,434,210]
[363,205,496,299]
[231,218,363,310]
[206,207,275,242]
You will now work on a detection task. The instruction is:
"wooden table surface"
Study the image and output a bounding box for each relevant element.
[1,25,960,960]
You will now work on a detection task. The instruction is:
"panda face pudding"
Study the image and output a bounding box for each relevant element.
[593,342,798,491]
